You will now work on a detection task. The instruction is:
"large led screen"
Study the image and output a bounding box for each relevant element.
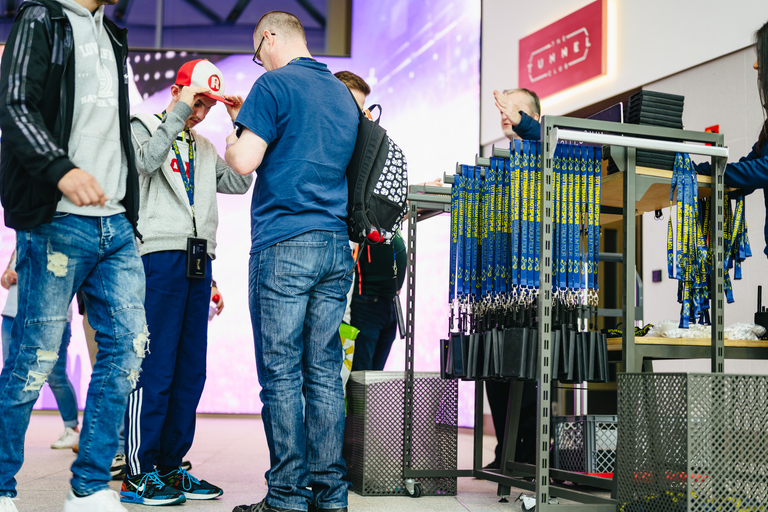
[0,1,480,426]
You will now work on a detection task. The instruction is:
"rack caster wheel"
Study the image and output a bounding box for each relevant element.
[404,479,423,498]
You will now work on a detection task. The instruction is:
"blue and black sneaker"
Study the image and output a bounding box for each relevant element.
[158,467,223,500]
[120,469,186,506]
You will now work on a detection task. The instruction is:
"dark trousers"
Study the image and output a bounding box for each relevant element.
[125,250,212,476]
[486,380,537,465]
[349,294,397,372]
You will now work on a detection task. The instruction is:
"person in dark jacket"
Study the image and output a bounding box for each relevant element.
[483,87,542,470]
[494,87,542,141]
[697,19,768,259]
[0,1,147,511]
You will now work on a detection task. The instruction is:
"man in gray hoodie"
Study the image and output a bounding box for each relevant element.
[120,59,252,507]
[0,0,146,511]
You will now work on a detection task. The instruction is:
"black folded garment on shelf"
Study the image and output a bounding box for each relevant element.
[629,89,685,106]
[525,329,538,381]
[628,103,684,116]
[441,324,609,383]
[500,327,528,379]
[629,117,683,129]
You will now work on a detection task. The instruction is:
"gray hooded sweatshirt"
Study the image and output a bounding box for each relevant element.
[57,0,127,217]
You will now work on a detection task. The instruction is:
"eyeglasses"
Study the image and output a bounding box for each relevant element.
[253,33,276,67]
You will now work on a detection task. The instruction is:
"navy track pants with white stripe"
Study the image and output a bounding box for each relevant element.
[124,250,211,476]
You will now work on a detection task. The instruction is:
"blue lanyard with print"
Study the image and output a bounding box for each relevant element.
[495,157,505,296]
[449,170,461,303]
[552,145,561,292]
[470,166,481,302]
[157,112,196,235]
[533,143,541,288]
[558,145,568,291]
[456,169,467,300]
[592,146,602,292]
[502,155,512,295]
[520,140,530,289]
[526,141,536,290]
[576,146,586,291]
[481,161,491,298]
[511,140,521,290]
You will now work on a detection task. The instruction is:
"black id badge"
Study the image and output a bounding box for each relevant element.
[186,237,207,279]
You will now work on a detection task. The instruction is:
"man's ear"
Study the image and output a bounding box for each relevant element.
[170,85,181,99]
[532,112,541,122]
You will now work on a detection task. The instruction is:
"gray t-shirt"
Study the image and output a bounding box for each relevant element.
[57,0,127,216]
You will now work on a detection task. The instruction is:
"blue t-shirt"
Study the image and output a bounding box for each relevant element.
[236,59,359,253]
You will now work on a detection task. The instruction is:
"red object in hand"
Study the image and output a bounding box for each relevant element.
[212,294,220,303]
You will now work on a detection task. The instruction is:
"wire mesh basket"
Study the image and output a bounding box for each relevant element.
[343,371,458,496]
[617,373,768,512]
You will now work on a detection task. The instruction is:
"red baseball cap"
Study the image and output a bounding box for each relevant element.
[175,59,233,106]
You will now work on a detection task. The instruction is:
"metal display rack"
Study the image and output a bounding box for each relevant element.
[401,116,727,511]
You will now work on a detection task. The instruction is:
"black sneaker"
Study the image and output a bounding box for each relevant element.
[110,454,127,481]
[309,505,348,512]
[180,460,192,472]
[232,499,294,512]
[120,470,186,506]
[158,467,223,500]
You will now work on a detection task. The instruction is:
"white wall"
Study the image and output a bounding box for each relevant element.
[481,0,768,145]
[642,46,767,327]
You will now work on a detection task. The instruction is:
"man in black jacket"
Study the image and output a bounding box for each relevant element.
[0,1,150,511]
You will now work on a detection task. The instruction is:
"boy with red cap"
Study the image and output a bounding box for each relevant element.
[120,59,252,506]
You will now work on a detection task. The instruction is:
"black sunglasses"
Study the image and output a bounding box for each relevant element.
[253,33,276,67]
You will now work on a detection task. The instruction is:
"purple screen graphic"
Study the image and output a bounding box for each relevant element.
[0,1,480,426]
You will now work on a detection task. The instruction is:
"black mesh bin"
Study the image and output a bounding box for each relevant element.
[343,371,458,496]
[553,415,617,475]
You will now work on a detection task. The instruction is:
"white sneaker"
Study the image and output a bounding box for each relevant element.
[63,489,127,512]
[0,497,19,512]
[51,427,80,449]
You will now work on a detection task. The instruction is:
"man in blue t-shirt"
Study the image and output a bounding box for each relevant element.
[225,10,358,512]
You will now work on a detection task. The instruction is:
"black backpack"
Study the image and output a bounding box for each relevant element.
[345,92,408,244]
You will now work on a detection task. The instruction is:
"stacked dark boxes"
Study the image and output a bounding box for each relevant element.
[626,90,685,170]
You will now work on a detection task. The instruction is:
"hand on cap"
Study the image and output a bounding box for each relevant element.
[179,85,212,108]
[224,95,244,121]
[58,168,108,207]
[493,89,522,126]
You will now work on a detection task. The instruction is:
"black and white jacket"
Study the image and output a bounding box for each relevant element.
[0,0,140,232]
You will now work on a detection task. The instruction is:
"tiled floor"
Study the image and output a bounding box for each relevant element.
[9,412,537,512]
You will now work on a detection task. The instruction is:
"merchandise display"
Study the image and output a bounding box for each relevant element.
[667,154,752,327]
[444,141,608,383]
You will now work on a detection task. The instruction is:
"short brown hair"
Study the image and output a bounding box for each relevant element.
[502,88,541,116]
[254,11,306,43]
[334,71,370,96]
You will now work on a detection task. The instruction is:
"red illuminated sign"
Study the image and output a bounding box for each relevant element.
[518,0,607,99]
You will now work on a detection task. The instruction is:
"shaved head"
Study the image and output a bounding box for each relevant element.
[254,11,306,44]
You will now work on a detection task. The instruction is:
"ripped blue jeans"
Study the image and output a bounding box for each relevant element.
[0,213,147,497]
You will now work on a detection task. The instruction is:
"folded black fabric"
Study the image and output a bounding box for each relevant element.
[525,329,538,381]
[466,333,477,380]
[587,331,597,382]
[482,330,493,378]
[440,338,449,379]
[629,90,685,105]
[451,332,466,378]
[552,330,562,381]
[501,327,528,379]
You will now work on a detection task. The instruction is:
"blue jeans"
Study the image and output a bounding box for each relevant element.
[250,230,353,511]
[2,316,79,428]
[0,213,147,498]
[349,294,397,372]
